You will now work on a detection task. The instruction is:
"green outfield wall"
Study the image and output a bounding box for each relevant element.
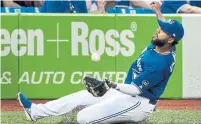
[1,14,199,99]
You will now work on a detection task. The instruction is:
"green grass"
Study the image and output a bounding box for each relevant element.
[1,109,201,124]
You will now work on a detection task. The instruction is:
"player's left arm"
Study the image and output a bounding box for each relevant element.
[110,83,141,96]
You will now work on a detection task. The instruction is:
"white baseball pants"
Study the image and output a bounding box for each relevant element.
[30,89,155,123]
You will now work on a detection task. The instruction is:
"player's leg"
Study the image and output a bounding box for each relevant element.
[18,89,119,121]
[77,92,155,124]
[30,90,97,120]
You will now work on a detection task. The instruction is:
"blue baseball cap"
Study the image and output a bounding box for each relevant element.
[157,19,184,41]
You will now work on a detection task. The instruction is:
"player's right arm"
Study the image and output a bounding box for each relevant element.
[150,2,166,21]
[110,63,164,96]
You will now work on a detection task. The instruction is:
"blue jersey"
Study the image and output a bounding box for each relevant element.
[116,0,129,7]
[125,43,176,101]
[161,1,187,13]
[190,1,201,8]
[40,0,88,13]
[162,0,201,13]
[40,0,70,13]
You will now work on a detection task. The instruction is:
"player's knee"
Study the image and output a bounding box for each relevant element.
[77,110,91,124]
[131,113,150,122]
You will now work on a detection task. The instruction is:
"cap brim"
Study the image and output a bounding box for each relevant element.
[157,19,172,37]
[157,19,167,31]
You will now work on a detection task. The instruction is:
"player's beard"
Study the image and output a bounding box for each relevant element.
[151,39,168,47]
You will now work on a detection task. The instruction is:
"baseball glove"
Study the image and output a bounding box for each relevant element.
[83,76,112,97]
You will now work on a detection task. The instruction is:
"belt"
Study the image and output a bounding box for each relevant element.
[149,100,157,105]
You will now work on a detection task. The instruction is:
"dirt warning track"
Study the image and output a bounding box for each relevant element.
[1,100,201,111]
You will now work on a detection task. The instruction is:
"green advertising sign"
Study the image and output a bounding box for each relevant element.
[1,14,19,99]
[1,14,182,99]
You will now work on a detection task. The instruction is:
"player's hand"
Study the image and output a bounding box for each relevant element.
[104,78,117,89]
[150,1,161,13]
[83,76,110,97]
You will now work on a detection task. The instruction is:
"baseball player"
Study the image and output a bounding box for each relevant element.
[17,2,184,124]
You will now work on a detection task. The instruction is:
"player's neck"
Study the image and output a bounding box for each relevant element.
[155,45,172,55]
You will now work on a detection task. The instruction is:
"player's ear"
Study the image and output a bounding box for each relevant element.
[168,37,174,44]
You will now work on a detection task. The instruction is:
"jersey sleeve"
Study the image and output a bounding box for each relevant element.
[162,1,187,13]
[124,62,135,84]
[131,65,164,93]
